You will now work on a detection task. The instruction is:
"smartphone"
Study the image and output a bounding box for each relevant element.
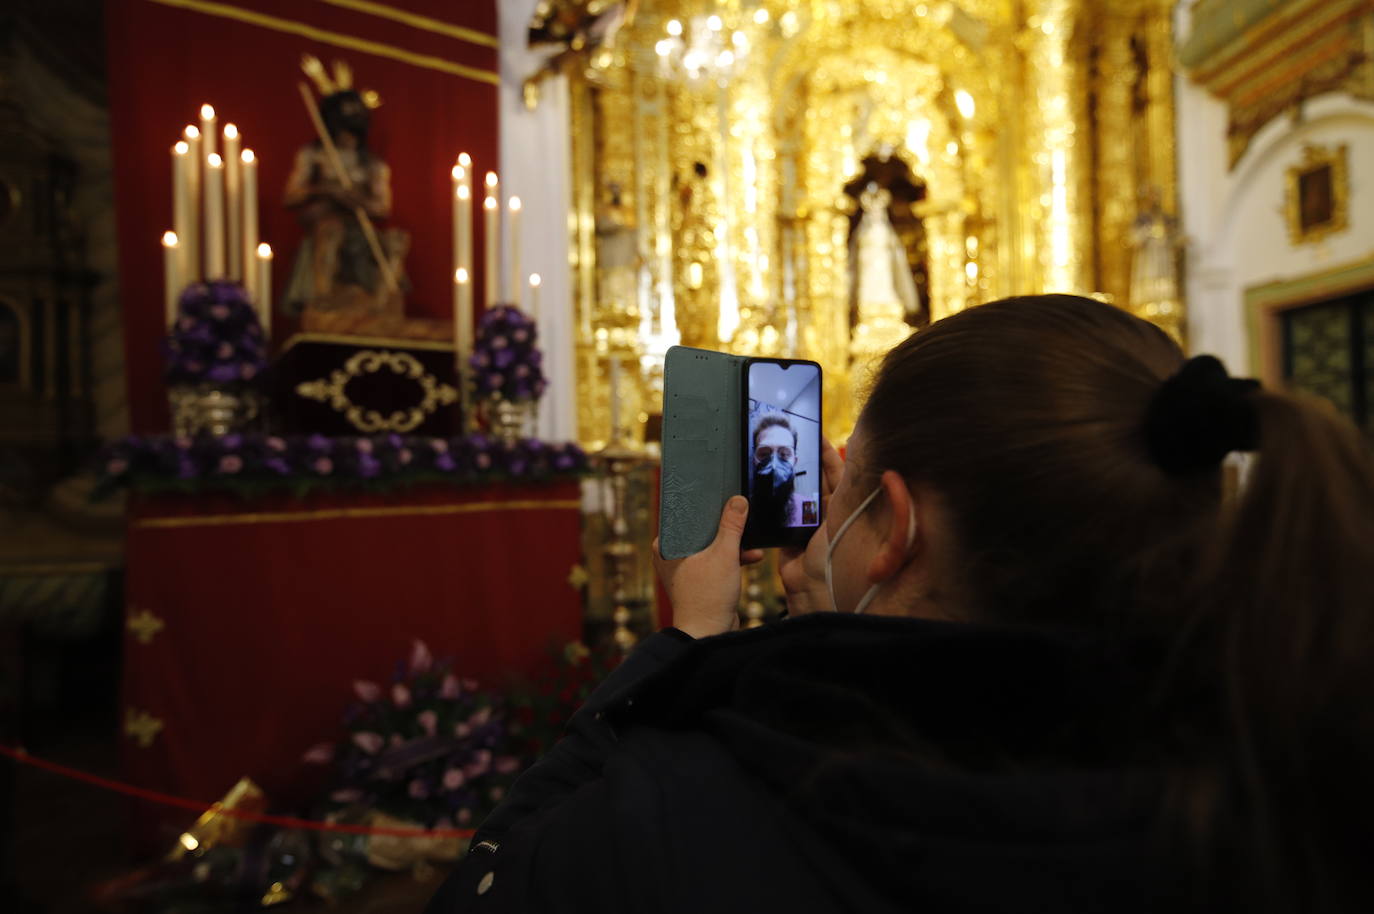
[658,347,823,559]
[740,358,823,551]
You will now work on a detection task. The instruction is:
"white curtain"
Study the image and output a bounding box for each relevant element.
[498,0,577,443]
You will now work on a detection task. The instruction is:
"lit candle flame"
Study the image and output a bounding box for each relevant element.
[452,165,465,180]
[200,104,215,120]
[184,125,200,139]
[162,231,178,247]
[529,273,541,288]
[207,153,223,168]
[457,184,470,200]
[458,152,472,167]
[455,267,470,283]
[483,196,497,211]
[509,196,522,212]
[257,243,273,260]
[241,149,255,164]
[174,141,189,155]
[224,123,238,139]
[484,171,498,189]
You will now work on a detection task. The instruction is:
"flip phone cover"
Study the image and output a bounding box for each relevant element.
[658,346,745,559]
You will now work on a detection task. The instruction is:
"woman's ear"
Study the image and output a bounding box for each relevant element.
[865,470,918,584]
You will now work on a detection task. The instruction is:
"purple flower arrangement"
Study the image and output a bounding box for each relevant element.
[96,432,588,496]
[303,641,527,829]
[469,305,546,402]
[162,281,268,387]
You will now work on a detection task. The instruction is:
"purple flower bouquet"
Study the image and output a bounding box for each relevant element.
[469,305,546,403]
[163,281,268,388]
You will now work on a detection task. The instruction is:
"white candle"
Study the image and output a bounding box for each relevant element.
[454,267,472,362]
[204,153,225,278]
[609,356,622,441]
[223,124,241,281]
[183,125,201,279]
[528,273,542,324]
[256,243,273,338]
[199,104,216,164]
[458,163,473,274]
[508,196,523,309]
[483,192,499,308]
[172,141,193,286]
[162,231,180,328]
[241,149,258,301]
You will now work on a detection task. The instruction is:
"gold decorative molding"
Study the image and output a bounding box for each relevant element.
[295,349,457,433]
[126,608,166,645]
[316,0,500,49]
[134,499,582,531]
[145,0,501,86]
[566,563,590,591]
[278,331,455,356]
[124,708,165,748]
[1286,143,1350,246]
[1179,0,1374,168]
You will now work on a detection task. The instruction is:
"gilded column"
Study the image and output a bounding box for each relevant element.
[1094,12,1140,308]
[669,82,721,351]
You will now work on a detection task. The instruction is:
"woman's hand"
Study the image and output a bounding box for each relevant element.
[653,496,765,639]
[778,438,845,616]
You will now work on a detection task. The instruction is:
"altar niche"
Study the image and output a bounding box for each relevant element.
[843,151,930,334]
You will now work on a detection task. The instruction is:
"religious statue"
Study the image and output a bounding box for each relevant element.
[849,183,918,373]
[283,57,408,317]
[843,149,928,330]
[1129,185,1184,339]
[524,0,639,108]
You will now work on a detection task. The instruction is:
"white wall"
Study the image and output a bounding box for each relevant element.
[498,0,577,443]
[1175,36,1374,372]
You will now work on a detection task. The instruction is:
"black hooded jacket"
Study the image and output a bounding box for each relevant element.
[425,613,1193,913]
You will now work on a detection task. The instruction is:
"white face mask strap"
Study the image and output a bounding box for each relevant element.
[826,486,883,613]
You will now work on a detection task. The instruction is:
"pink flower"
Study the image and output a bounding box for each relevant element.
[391,682,412,708]
[331,788,364,803]
[489,786,505,802]
[351,731,384,754]
[356,439,373,454]
[442,768,466,790]
[467,706,491,728]
[266,436,287,452]
[464,748,492,778]
[457,808,472,825]
[313,456,334,475]
[408,779,428,799]
[216,341,234,359]
[389,733,405,748]
[240,364,257,380]
[301,742,335,764]
[430,439,449,453]
[417,709,437,737]
[475,453,492,470]
[174,436,193,450]
[462,678,479,692]
[106,458,128,476]
[209,304,230,320]
[398,448,413,465]
[218,454,243,474]
[439,674,461,699]
[409,640,433,674]
[494,755,521,774]
[353,680,381,702]
[454,722,471,739]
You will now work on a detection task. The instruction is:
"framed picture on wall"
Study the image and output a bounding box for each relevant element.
[1286,143,1349,245]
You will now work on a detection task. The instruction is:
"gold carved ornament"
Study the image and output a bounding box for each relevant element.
[1286,143,1350,246]
[294,349,458,433]
[125,708,165,748]
[126,608,166,645]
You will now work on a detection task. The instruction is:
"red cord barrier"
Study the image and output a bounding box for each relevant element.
[0,743,477,840]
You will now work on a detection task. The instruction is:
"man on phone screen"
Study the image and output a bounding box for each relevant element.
[749,414,805,530]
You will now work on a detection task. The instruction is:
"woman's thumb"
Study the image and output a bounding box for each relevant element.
[714,495,749,549]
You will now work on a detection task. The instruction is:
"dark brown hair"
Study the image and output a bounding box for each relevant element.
[754,413,798,450]
[858,294,1374,911]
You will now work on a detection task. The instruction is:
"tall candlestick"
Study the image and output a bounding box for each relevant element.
[241,149,258,301]
[256,243,273,338]
[172,141,193,286]
[609,356,622,442]
[483,193,499,307]
[508,196,523,309]
[199,104,217,163]
[183,125,202,279]
[528,273,542,325]
[162,231,180,328]
[452,164,464,288]
[454,267,472,359]
[204,153,225,278]
[223,124,242,281]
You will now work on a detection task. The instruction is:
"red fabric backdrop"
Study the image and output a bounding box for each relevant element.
[105,0,500,433]
[121,483,584,826]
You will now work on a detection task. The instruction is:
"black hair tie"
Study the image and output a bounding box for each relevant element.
[1145,355,1261,475]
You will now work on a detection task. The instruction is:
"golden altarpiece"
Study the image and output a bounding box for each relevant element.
[549,0,1184,447]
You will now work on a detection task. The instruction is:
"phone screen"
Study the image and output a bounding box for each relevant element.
[742,358,823,550]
